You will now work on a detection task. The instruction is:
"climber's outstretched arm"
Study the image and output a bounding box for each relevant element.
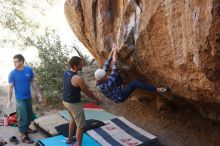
[112,44,118,63]
[103,44,117,71]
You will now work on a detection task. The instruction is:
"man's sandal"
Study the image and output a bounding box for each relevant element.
[22,136,34,144]
[66,139,73,144]
[9,136,19,145]
[66,136,76,144]
[28,128,38,134]
[0,140,7,146]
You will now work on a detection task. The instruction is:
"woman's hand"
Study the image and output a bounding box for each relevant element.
[112,45,118,63]
[112,44,118,52]
[109,43,118,59]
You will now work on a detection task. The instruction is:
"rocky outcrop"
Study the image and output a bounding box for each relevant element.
[64,0,220,120]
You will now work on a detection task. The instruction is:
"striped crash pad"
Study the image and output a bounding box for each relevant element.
[59,109,116,121]
[36,134,101,146]
[34,114,68,137]
[86,117,157,146]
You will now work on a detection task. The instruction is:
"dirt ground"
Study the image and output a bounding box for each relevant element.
[1,67,220,146]
[101,99,220,146]
[0,85,47,146]
[82,67,220,146]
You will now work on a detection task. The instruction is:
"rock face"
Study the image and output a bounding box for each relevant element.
[64,0,220,120]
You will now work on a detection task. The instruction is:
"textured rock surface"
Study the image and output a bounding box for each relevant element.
[64,0,220,120]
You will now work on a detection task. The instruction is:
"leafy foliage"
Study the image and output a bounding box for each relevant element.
[1,0,94,106]
[0,0,56,47]
[27,29,70,105]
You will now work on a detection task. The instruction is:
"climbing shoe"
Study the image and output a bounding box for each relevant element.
[157,86,170,93]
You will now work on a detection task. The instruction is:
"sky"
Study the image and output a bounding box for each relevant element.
[0,0,92,84]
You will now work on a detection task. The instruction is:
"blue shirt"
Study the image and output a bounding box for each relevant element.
[8,66,34,99]
[96,57,123,102]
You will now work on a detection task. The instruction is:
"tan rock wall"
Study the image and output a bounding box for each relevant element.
[64,0,220,120]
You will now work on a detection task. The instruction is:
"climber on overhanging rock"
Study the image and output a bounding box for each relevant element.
[94,44,170,103]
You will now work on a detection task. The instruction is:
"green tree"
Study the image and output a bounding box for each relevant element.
[0,0,94,107]
[0,0,55,47]
[27,29,70,105]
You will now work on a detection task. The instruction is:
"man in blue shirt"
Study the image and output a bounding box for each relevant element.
[7,54,42,144]
[95,44,169,102]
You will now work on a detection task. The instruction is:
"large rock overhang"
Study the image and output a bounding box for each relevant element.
[64,0,220,120]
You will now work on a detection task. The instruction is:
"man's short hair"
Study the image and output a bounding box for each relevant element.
[13,54,25,62]
[69,56,82,68]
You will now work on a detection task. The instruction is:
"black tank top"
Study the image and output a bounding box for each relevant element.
[63,70,81,103]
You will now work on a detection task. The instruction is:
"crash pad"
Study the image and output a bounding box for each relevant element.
[36,134,101,146]
[34,114,68,137]
[87,116,157,146]
[59,109,116,122]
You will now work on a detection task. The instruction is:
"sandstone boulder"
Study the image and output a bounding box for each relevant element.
[64,0,220,120]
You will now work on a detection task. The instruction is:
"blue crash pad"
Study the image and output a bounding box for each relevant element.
[37,134,100,146]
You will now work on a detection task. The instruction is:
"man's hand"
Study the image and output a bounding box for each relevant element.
[7,83,13,109]
[31,79,43,102]
[7,100,12,109]
[95,98,105,105]
[94,97,101,105]
[37,93,43,102]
